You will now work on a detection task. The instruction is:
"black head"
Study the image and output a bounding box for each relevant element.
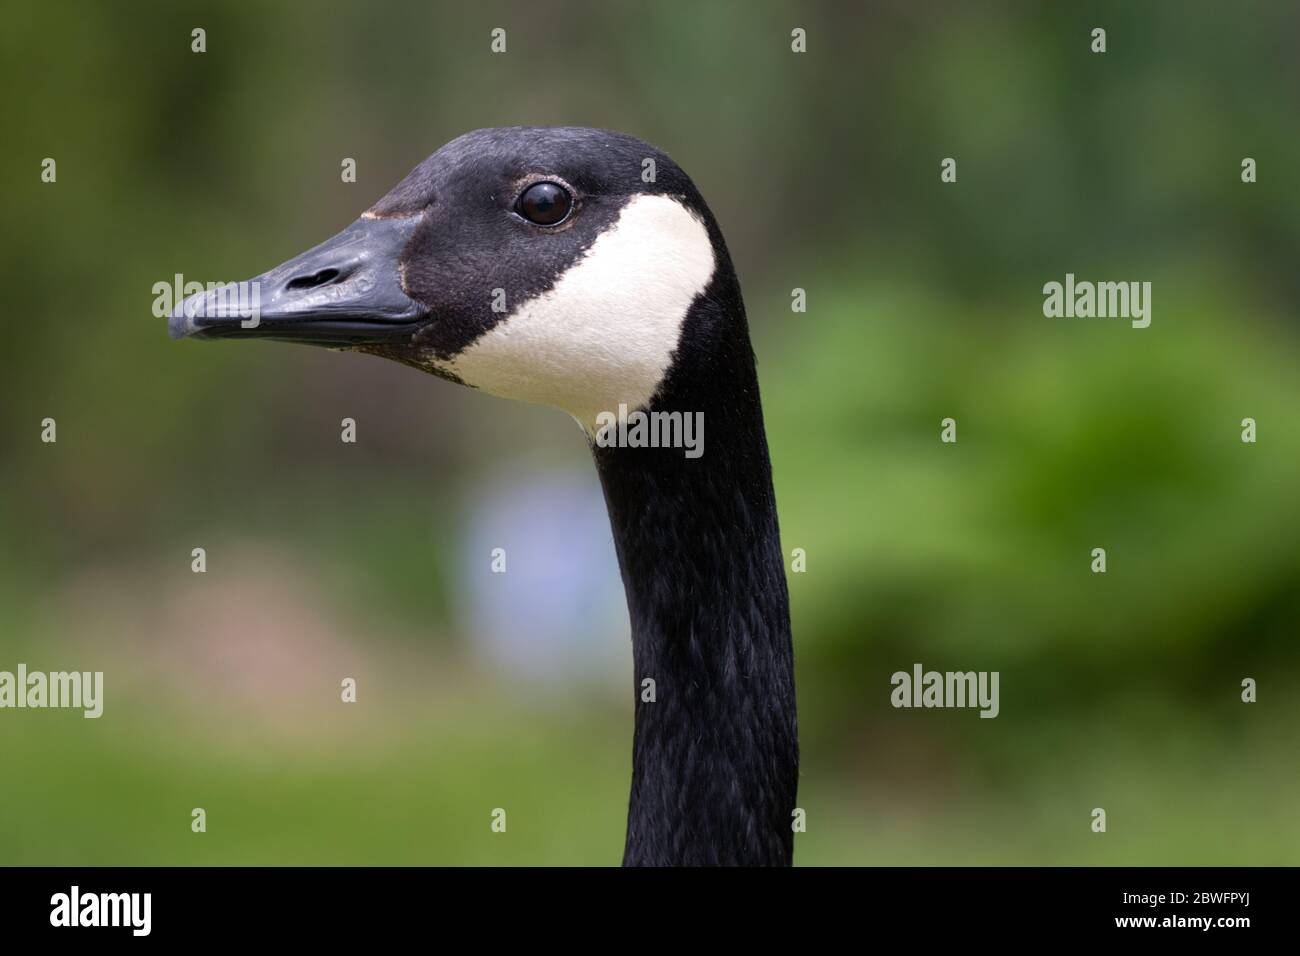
[169,127,740,428]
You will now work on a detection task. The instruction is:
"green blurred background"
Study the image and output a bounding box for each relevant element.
[2,0,1298,865]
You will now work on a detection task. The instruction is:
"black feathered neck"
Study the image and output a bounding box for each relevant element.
[592,242,798,866]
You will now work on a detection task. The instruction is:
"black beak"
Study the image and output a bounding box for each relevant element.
[168,215,429,346]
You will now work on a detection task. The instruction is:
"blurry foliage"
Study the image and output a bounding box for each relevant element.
[1,0,1298,863]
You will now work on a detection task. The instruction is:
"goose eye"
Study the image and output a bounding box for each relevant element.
[516,182,571,226]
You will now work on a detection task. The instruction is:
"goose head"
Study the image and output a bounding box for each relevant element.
[169,127,797,866]
[169,126,731,431]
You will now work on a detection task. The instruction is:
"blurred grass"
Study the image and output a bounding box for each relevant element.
[3,685,1295,865]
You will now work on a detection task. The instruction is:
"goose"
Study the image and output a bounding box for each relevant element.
[168,127,798,867]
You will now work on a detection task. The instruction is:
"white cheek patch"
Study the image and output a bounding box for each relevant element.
[445,194,716,431]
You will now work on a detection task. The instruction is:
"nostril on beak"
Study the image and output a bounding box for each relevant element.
[285,268,341,292]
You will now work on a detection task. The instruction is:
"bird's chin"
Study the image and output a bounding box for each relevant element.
[170,314,432,349]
